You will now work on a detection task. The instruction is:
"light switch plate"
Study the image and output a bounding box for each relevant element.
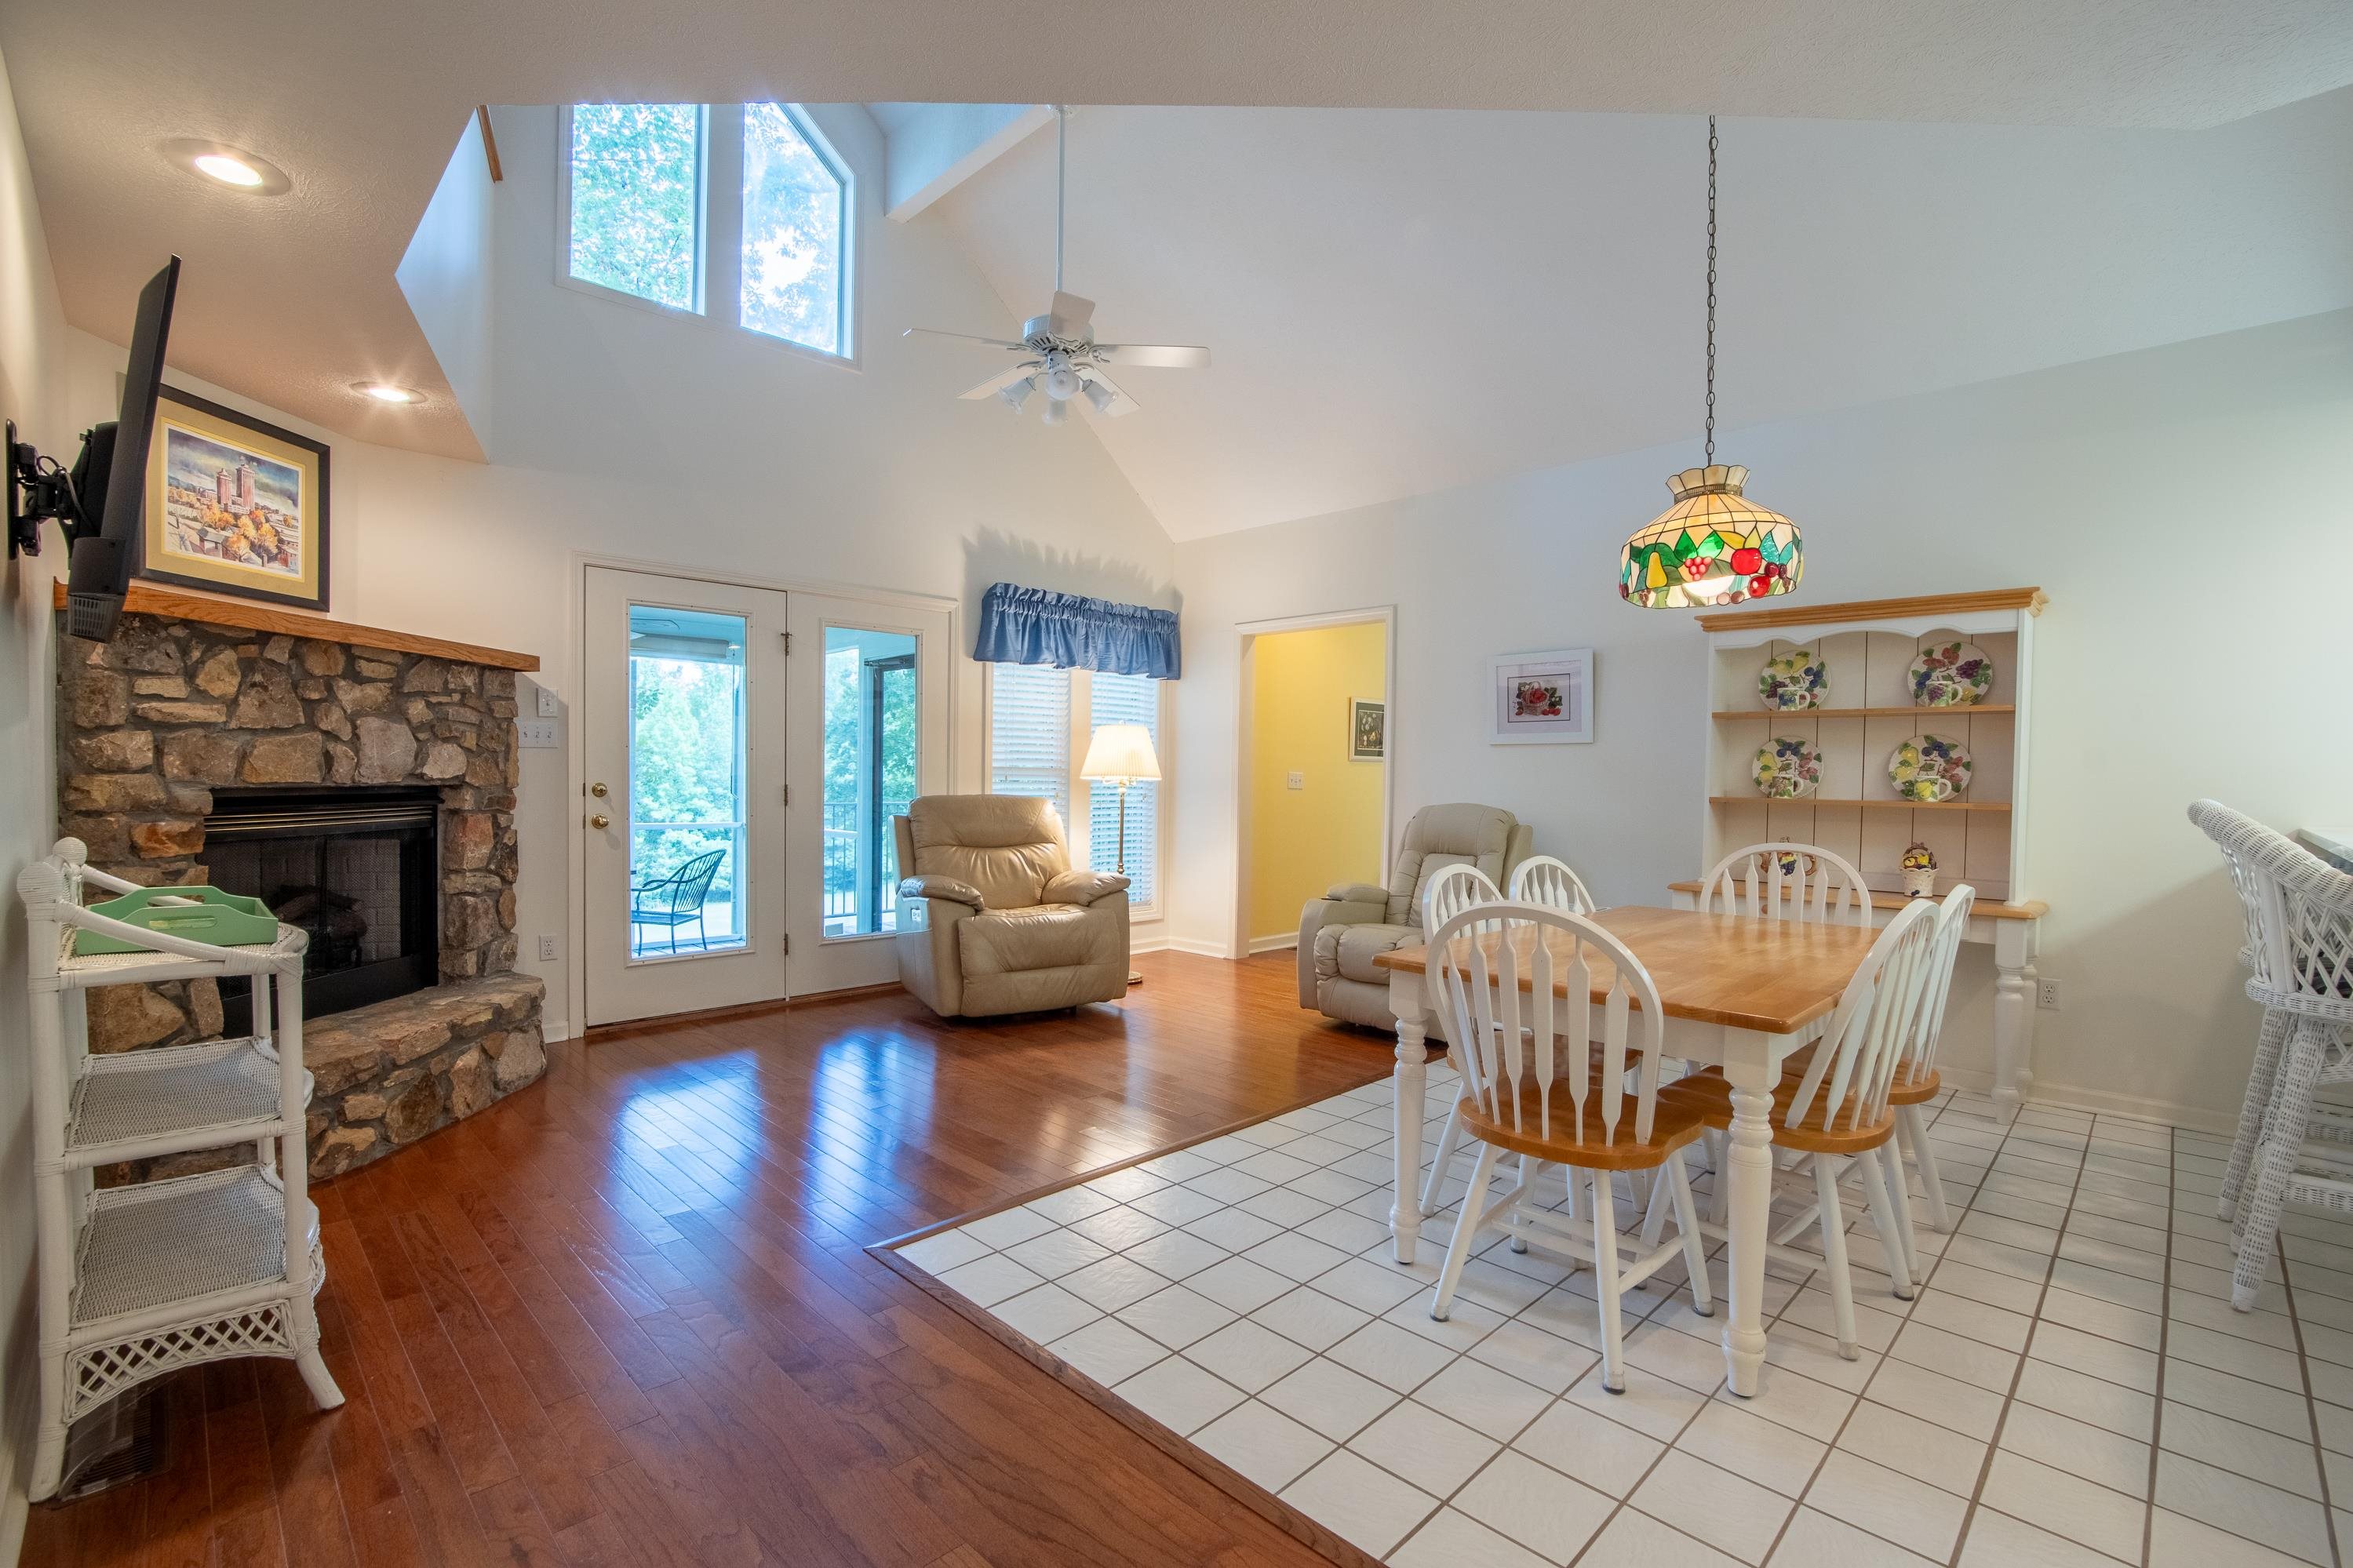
[1286,770,1305,790]
[535,683,560,718]
[515,719,558,748]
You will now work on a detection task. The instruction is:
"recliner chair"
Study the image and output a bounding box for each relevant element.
[893,795,1132,1019]
[1298,802,1535,1031]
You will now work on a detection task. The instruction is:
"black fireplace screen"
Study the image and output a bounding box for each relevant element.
[199,787,440,1034]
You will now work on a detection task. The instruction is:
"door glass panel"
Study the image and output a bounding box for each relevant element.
[822,625,918,937]
[628,606,749,959]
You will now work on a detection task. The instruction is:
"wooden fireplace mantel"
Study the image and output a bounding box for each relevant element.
[54,581,539,671]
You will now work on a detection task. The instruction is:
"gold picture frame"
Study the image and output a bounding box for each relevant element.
[140,386,330,612]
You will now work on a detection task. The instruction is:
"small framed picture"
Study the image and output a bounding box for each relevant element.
[1489,648,1593,744]
[1349,697,1386,761]
[140,385,330,612]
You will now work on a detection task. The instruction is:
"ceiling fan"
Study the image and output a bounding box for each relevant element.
[905,106,1208,424]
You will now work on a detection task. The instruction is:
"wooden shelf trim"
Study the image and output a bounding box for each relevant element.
[1695,587,2046,634]
[55,580,539,671]
[1711,704,2016,720]
[1709,795,2011,813]
[1666,879,2046,921]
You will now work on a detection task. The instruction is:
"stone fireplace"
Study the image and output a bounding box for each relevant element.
[56,590,545,1179]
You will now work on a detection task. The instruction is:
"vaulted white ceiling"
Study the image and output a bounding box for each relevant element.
[919,94,2353,537]
[3,0,2350,525]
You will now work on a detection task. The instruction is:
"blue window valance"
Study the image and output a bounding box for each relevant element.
[974,582,1181,679]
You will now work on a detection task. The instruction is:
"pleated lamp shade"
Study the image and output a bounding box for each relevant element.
[1618,464,1803,609]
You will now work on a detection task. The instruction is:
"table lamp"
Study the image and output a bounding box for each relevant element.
[1080,722,1159,985]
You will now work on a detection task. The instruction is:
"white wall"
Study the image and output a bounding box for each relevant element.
[1171,308,2353,1125]
[0,38,67,1562]
[56,99,1175,1038]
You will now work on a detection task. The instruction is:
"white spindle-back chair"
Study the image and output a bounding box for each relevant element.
[1645,896,1940,1357]
[1699,842,1873,927]
[1422,903,1714,1393]
[1881,885,1974,1257]
[1507,855,1597,915]
[1415,864,1506,1220]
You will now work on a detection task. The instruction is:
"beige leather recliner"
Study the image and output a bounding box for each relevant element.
[893,795,1132,1019]
[1299,802,1535,1031]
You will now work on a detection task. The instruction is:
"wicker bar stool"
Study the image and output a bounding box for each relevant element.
[2188,800,2353,1309]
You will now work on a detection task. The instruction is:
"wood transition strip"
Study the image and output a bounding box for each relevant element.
[54,580,539,670]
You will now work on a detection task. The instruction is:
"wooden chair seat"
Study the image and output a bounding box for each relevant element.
[1458,1073,1708,1171]
[1889,1066,1940,1106]
[1659,1068,1896,1156]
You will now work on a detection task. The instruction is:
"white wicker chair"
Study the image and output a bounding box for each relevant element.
[2189,800,2353,1310]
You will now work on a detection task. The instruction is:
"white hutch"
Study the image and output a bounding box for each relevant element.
[1668,588,2049,1115]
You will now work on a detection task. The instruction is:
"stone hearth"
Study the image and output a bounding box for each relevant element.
[56,606,544,1179]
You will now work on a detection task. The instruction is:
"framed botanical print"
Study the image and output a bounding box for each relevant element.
[1350,697,1386,761]
[140,386,330,611]
[1488,648,1594,744]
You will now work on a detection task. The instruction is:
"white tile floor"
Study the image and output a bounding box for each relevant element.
[893,1066,2353,1566]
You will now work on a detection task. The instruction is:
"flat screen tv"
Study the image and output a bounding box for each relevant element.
[64,256,180,642]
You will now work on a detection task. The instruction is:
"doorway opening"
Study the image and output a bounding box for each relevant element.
[1233,608,1396,961]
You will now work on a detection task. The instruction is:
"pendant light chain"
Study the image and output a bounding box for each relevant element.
[1054,105,1067,295]
[1704,115,1717,467]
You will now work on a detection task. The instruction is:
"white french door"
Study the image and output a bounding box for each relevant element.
[583,567,789,1025]
[783,591,951,994]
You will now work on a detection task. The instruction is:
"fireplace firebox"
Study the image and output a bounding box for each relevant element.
[199,787,440,1034]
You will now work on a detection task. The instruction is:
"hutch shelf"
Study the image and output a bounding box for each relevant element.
[1670,588,2050,1115]
[16,838,342,1501]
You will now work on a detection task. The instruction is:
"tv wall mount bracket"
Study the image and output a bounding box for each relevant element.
[5,418,95,559]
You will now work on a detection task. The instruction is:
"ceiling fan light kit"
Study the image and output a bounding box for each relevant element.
[905,106,1209,424]
[1620,117,1803,609]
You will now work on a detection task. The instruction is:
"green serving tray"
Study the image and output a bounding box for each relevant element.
[73,885,280,955]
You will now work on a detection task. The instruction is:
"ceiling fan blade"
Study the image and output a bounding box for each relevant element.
[1050,292,1095,328]
[1093,343,1211,369]
[904,326,1030,350]
[959,365,1040,400]
[1075,366,1140,417]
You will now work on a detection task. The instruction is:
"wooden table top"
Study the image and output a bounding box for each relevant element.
[1374,904,1875,1035]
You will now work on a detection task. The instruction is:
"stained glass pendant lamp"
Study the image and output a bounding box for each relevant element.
[1619,118,1803,609]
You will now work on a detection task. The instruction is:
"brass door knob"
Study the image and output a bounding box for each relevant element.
[588,813,610,829]
[590,782,609,798]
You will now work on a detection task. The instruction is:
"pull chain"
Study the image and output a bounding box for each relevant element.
[1054,105,1066,295]
[1705,115,1717,468]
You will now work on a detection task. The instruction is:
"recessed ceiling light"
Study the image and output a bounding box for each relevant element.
[351,382,423,406]
[160,138,291,196]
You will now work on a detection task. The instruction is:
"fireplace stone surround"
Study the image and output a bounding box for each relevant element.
[55,598,545,1180]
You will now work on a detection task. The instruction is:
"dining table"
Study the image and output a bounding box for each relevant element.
[1373,903,1878,1399]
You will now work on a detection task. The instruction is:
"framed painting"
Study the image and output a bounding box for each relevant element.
[140,386,330,612]
[1349,697,1386,762]
[1488,648,1593,744]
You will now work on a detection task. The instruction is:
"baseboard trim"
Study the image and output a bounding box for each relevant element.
[2017,1079,2238,1137]
[1246,934,1298,955]
[583,980,904,1041]
[1164,937,1233,959]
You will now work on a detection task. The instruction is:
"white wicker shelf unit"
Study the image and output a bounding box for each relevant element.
[1669,589,2052,1116]
[17,837,343,1502]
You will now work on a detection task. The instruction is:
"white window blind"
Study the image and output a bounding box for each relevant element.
[987,663,1070,829]
[1088,671,1160,909]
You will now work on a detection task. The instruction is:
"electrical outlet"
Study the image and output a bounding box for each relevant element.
[1286,770,1305,790]
[536,683,560,719]
[2037,978,2063,1010]
[515,719,558,748]
[537,933,558,962]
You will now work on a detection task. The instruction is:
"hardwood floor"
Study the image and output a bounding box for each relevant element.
[24,950,1393,1568]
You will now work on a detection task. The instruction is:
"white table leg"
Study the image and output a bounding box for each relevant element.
[1391,975,1430,1265]
[1719,1027,1778,1398]
[1991,919,2038,1120]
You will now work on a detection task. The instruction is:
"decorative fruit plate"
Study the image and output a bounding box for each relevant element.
[1907,641,1994,707]
[1758,648,1827,710]
[1754,737,1824,799]
[1889,733,1973,802]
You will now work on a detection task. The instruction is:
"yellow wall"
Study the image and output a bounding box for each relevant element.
[1248,621,1388,942]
